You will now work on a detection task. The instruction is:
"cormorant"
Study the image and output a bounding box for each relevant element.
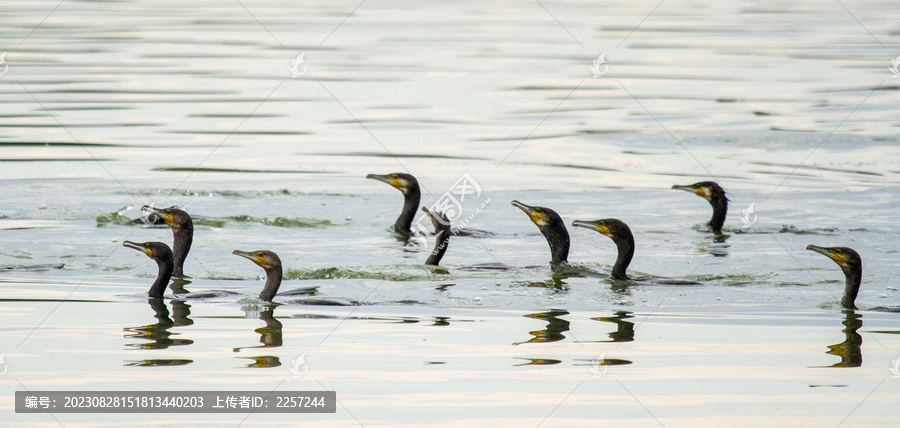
[422,207,450,266]
[366,173,420,234]
[672,181,728,234]
[123,241,173,298]
[807,245,862,309]
[142,205,193,278]
[233,250,283,302]
[511,200,569,265]
[572,218,634,280]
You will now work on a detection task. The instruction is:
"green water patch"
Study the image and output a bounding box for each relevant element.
[217,215,333,228]
[689,273,773,286]
[95,208,136,226]
[286,266,452,282]
[96,209,335,228]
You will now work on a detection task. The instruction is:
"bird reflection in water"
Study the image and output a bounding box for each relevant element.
[822,309,862,368]
[123,298,194,367]
[513,310,569,345]
[234,306,283,368]
[574,311,635,343]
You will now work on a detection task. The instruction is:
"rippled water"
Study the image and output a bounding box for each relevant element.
[2,0,900,426]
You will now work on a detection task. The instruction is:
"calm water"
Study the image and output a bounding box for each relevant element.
[2,0,900,426]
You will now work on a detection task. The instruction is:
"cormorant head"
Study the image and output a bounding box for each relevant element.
[366,173,419,196]
[123,241,173,262]
[511,200,570,264]
[806,245,862,277]
[671,181,726,203]
[233,250,282,271]
[422,206,451,235]
[572,218,631,241]
[142,205,191,228]
[511,200,561,229]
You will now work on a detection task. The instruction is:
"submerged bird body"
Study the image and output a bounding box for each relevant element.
[366,173,421,234]
[672,181,728,234]
[233,250,283,302]
[807,245,862,309]
[123,241,173,298]
[422,207,451,266]
[572,218,634,280]
[143,206,193,278]
[511,200,569,265]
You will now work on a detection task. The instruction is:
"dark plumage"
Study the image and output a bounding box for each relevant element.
[422,207,451,266]
[806,245,862,309]
[142,205,193,278]
[123,241,173,298]
[672,181,728,234]
[572,218,634,280]
[233,250,284,302]
[511,200,569,265]
[366,173,421,235]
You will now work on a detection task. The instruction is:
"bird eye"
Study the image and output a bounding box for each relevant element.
[834,249,841,255]
[255,252,263,256]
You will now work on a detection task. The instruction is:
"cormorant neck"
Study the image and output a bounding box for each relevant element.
[841,267,862,309]
[541,221,570,265]
[149,257,174,298]
[171,221,193,277]
[258,265,283,302]
[425,230,450,266]
[611,235,634,281]
[708,194,727,233]
[394,186,421,234]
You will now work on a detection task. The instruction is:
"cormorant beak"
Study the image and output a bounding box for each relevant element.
[142,205,175,226]
[123,240,153,258]
[511,200,543,224]
[366,173,403,191]
[806,245,844,266]
[672,184,710,201]
[422,207,451,231]
[572,220,609,236]
[233,250,267,268]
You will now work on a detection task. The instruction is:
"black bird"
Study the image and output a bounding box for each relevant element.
[511,200,569,266]
[142,205,193,278]
[672,181,728,234]
[572,218,634,280]
[422,207,451,266]
[123,241,173,298]
[232,250,334,304]
[233,250,283,302]
[807,245,862,309]
[366,173,421,234]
